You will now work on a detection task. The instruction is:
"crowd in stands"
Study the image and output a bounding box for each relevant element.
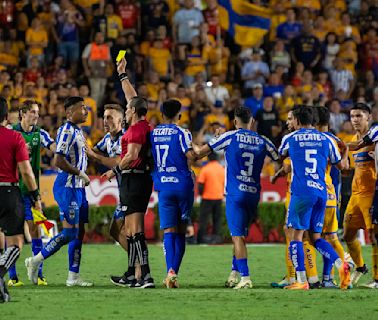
[0,0,377,175]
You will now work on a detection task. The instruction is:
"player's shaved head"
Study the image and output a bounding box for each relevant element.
[162,99,181,119]
[64,96,84,111]
[351,103,371,114]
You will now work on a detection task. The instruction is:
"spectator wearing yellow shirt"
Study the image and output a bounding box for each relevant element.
[336,12,361,44]
[0,41,18,68]
[148,39,174,80]
[294,0,321,12]
[139,30,155,57]
[25,17,48,66]
[276,85,299,122]
[146,71,165,102]
[184,36,208,86]
[175,85,192,128]
[269,1,287,42]
[79,84,98,135]
[105,3,123,41]
[312,16,328,42]
[338,39,358,76]
[204,101,230,131]
[35,77,48,105]
[208,38,230,76]
[324,6,341,33]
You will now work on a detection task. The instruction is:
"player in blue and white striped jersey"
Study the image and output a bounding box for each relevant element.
[25,97,93,287]
[195,106,279,289]
[86,104,129,256]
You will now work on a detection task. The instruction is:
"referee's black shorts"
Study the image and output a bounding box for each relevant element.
[0,186,25,236]
[120,172,153,216]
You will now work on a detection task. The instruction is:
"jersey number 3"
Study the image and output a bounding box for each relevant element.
[241,152,254,176]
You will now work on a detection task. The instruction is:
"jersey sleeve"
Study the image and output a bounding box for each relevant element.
[128,127,146,145]
[262,135,279,161]
[327,136,342,165]
[95,135,108,153]
[208,131,235,152]
[40,129,54,149]
[363,125,378,145]
[15,132,29,163]
[178,128,193,154]
[56,125,74,156]
[278,133,292,157]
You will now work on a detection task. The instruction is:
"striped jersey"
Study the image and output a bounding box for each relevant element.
[55,121,88,188]
[208,129,279,196]
[95,129,124,158]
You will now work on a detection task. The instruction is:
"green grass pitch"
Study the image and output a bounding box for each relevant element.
[1,244,377,319]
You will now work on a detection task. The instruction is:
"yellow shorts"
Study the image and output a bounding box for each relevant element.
[344,195,373,230]
[285,192,290,211]
[322,207,338,234]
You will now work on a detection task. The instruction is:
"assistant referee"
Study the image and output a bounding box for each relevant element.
[0,97,42,303]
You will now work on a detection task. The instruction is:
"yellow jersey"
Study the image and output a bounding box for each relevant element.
[324,132,339,207]
[284,157,291,209]
[351,134,376,197]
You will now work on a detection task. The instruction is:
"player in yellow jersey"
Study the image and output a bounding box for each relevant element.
[345,103,376,286]
[315,106,349,288]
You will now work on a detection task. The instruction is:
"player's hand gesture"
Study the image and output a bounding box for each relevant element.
[117,57,127,75]
[79,171,91,186]
[102,169,115,182]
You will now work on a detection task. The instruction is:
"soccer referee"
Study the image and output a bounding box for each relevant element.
[0,97,42,303]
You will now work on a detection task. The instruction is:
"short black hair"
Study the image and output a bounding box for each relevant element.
[129,96,147,117]
[234,106,252,124]
[161,99,181,119]
[351,102,371,114]
[311,106,319,126]
[293,105,313,126]
[0,96,7,122]
[316,106,330,126]
[64,96,84,110]
[208,152,219,162]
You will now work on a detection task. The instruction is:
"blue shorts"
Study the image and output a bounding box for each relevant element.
[226,194,259,237]
[287,194,327,233]
[53,184,88,225]
[22,195,33,221]
[113,204,124,220]
[158,190,194,229]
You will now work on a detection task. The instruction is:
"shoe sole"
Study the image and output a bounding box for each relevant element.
[109,279,133,288]
[0,279,10,303]
[25,259,39,285]
[137,283,155,289]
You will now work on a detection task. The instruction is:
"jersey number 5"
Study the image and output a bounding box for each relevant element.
[305,149,317,174]
[155,145,169,168]
[241,152,254,176]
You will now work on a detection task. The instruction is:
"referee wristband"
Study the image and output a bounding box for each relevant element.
[29,189,41,204]
[112,165,122,175]
[118,73,128,82]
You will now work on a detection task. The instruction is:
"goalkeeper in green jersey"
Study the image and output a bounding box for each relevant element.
[8,100,55,286]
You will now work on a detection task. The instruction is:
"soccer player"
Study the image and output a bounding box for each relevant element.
[8,100,55,287]
[279,106,350,290]
[346,103,378,288]
[314,106,348,288]
[25,96,93,287]
[195,106,279,289]
[104,58,154,288]
[0,97,42,302]
[150,99,198,288]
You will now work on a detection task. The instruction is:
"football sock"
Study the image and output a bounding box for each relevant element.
[41,228,78,259]
[346,238,364,268]
[235,258,249,277]
[0,246,20,278]
[134,233,150,278]
[7,263,17,280]
[163,232,175,273]
[322,256,333,281]
[372,243,378,281]
[315,238,342,269]
[68,239,82,273]
[285,239,295,281]
[328,237,345,261]
[290,241,306,283]
[303,240,318,283]
[232,255,238,272]
[32,238,44,278]
[126,236,136,276]
[173,233,185,274]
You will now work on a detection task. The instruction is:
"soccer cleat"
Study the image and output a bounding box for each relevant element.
[338,261,351,290]
[233,277,252,290]
[350,264,368,285]
[25,257,40,285]
[344,252,355,271]
[38,277,48,286]
[360,280,378,289]
[225,271,240,288]
[322,280,338,289]
[110,273,138,288]
[135,275,155,289]
[66,277,94,287]
[0,277,10,303]
[164,270,178,289]
[309,281,322,289]
[284,282,310,290]
[271,276,289,288]
[8,279,24,287]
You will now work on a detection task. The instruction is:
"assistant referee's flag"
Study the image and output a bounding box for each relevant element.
[218,0,272,46]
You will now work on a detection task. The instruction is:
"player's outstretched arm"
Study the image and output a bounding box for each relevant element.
[87,147,120,168]
[18,160,42,212]
[55,154,90,185]
[117,57,137,102]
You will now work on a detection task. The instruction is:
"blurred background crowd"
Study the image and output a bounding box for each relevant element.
[0,0,377,178]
